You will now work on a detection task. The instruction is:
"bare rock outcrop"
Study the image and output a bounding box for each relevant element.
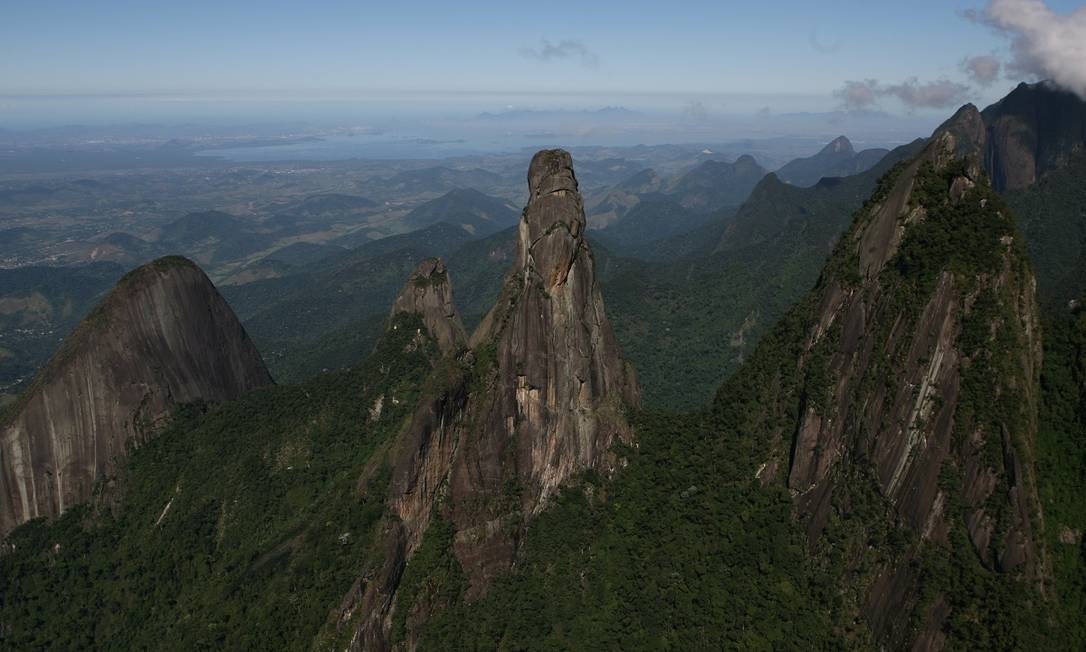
[338,149,639,650]
[389,257,466,356]
[0,256,272,536]
[981,81,1086,191]
[751,105,1046,650]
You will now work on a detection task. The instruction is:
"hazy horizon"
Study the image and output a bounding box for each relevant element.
[4,0,1085,145]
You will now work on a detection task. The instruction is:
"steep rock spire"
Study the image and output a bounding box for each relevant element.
[336,149,639,650]
[389,257,466,356]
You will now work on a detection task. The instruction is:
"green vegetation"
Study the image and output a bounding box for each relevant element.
[410,411,840,650]
[216,145,919,413]
[872,160,1046,649]
[1033,305,1086,648]
[601,144,923,410]
[0,262,124,395]
[395,153,1069,650]
[390,514,466,644]
[595,194,715,251]
[2,133,1083,651]
[1005,153,1086,306]
[265,313,386,384]
[0,313,437,649]
[221,223,477,383]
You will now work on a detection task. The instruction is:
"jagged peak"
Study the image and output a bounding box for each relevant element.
[1008,79,1074,98]
[342,148,639,640]
[984,79,1086,118]
[929,103,986,162]
[390,257,466,355]
[528,148,578,198]
[762,98,1044,647]
[848,104,989,280]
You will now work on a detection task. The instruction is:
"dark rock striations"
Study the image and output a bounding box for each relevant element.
[337,149,639,650]
[455,147,640,544]
[746,105,1046,649]
[982,81,1086,191]
[0,256,272,536]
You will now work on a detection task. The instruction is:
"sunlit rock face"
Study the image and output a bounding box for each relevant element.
[389,257,467,356]
[0,257,272,536]
[446,148,641,590]
[340,149,640,650]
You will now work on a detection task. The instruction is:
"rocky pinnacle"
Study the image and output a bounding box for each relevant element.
[389,257,466,356]
[339,149,640,650]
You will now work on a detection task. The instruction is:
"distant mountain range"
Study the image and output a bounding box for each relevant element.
[402,188,519,235]
[588,137,890,254]
[774,135,888,186]
[586,154,767,245]
[475,106,639,120]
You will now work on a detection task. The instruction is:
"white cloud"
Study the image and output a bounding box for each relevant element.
[961,55,1002,85]
[834,79,881,110]
[519,39,599,69]
[834,78,971,111]
[884,78,972,109]
[968,0,1086,98]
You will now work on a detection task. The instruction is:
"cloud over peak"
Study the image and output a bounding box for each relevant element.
[968,0,1086,98]
[519,39,599,68]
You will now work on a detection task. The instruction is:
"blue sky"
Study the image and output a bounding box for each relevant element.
[1,0,1083,127]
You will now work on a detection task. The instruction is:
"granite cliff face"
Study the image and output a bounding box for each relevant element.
[388,258,466,356]
[451,148,640,569]
[746,105,1046,649]
[0,256,272,536]
[982,81,1086,191]
[337,149,640,650]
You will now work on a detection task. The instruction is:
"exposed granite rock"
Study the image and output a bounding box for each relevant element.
[982,81,1086,191]
[338,149,639,650]
[0,256,272,536]
[758,106,1045,649]
[389,258,466,356]
[449,148,640,584]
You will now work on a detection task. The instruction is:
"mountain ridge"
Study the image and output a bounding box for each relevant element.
[775,135,889,187]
